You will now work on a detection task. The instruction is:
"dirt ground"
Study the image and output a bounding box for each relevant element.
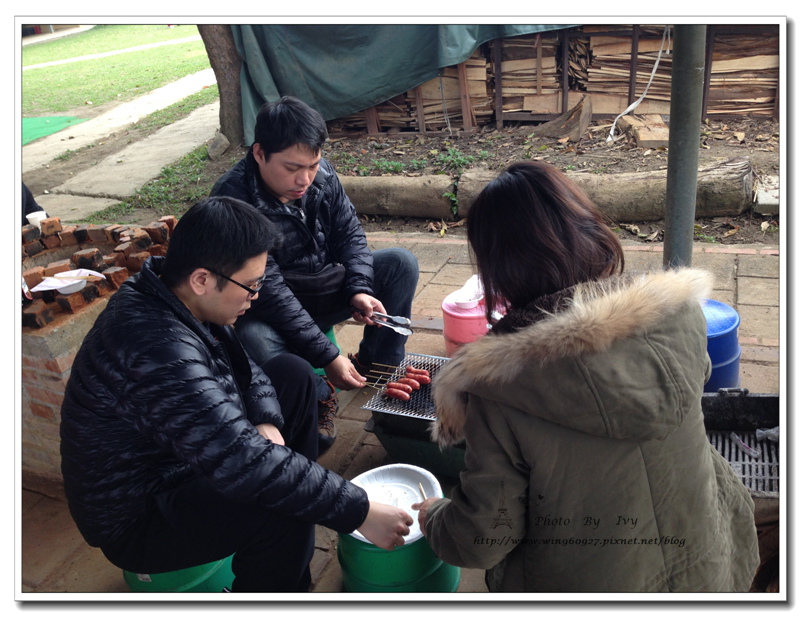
[26,113,780,245]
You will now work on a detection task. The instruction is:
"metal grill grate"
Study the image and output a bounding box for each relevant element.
[707,430,779,496]
[362,353,449,420]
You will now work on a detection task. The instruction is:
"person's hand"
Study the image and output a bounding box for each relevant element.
[411,497,441,537]
[254,423,285,446]
[349,293,387,326]
[324,354,366,391]
[357,501,413,550]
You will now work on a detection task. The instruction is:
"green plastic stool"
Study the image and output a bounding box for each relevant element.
[313,327,340,378]
[123,555,234,592]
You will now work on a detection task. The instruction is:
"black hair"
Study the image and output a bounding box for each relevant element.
[468,161,624,322]
[160,196,279,290]
[252,95,328,159]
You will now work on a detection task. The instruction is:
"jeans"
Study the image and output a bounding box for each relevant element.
[237,248,419,398]
[100,354,320,592]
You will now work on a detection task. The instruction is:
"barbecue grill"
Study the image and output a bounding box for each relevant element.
[364,355,780,495]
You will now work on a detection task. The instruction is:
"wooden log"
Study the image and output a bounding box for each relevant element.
[457,158,755,222]
[572,157,755,221]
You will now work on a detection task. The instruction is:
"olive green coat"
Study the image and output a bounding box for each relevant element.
[426,268,759,592]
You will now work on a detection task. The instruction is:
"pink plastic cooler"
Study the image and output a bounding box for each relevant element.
[441,290,491,356]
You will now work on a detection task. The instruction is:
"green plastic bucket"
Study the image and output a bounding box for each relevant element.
[123,555,234,592]
[337,464,461,592]
[312,327,340,378]
[338,531,460,592]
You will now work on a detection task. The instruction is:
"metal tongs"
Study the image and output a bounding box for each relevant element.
[360,310,413,336]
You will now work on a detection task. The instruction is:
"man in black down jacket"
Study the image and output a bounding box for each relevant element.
[210,96,419,452]
[60,197,412,592]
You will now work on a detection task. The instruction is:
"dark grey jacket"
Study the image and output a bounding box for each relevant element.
[60,257,369,547]
[211,152,372,368]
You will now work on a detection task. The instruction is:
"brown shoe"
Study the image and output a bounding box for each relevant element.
[318,380,338,453]
[347,353,372,377]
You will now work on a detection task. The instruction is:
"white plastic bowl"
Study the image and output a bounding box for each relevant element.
[454,296,483,309]
[53,273,87,295]
[349,464,441,544]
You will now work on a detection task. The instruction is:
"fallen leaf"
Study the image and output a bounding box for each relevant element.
[761,221,770,232]
[643,149,653,157]
[646,230,661,242]
[734,132,746,142]
[723,225,740,238]
[620,224,640,235]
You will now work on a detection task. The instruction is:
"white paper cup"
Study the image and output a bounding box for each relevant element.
[26,211,47,230]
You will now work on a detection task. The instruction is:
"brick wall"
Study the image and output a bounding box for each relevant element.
[21,215,176,495]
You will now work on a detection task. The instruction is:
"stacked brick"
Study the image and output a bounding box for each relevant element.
[21,215,177,329]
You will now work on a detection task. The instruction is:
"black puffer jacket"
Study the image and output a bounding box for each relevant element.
[60,257,369,548]
[210,152,373,368]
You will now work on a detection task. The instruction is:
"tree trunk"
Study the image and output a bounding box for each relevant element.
[198,25,243,150]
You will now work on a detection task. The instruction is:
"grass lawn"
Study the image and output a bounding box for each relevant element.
[22,24,211,116]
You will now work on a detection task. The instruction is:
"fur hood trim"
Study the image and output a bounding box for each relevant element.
[431,268,713,447]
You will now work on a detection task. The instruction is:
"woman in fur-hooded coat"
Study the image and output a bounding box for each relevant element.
[414,162,760,593]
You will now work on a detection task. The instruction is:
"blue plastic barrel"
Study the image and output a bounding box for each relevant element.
[701,299,741,392]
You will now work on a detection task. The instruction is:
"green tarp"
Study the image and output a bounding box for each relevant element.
[22,116,88,145]
[231,24,574,145]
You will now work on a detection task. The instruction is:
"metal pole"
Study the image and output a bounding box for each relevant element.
[663,25,707,269]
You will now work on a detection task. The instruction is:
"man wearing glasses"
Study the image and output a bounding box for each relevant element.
[211,96,419,453]
[59,197,413,592]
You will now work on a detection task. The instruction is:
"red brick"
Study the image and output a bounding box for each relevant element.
[148,243,167,257]
[41,234,62,249]
[40,217,63,237]
[79,283,100,304]
[104,266,130,289]
[143,222,170,244]
[43,260,73,278]
[129,228,153,250]
[88,226,110,243]
[73,224,93,244]
[104,225,123,243]
[111,226,132,243]
[23,266,45,289]
[55,291,87,313]
[159,215,178,233]
[22,224,41,244]
[59,226,79,246]
[126,251,151,273]
[42,351,77,375]
[94,278,114,296]
[72,247,103,269]
[25,384,65,407]
[23,241,44,257]
[114,241,134,257]
[22,300,56,328]
[29,401,57,421]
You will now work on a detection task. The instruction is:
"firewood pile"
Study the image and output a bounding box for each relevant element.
[329,50,492,133]
[705,28,779,116]
[327,24,779,134]
[494,33,561,113]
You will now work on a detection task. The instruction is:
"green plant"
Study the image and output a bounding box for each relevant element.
[443,189,459,217]
[694,233,717,243]
[477,150,492,161]
[436,148,475,172]
[564,165,576,171]
[356,165,370,176]
[372,159,406,174]
[408,158,428,171]
[54,150,74,161]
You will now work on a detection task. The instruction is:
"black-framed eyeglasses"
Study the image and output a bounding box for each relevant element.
[207,268,265,298]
